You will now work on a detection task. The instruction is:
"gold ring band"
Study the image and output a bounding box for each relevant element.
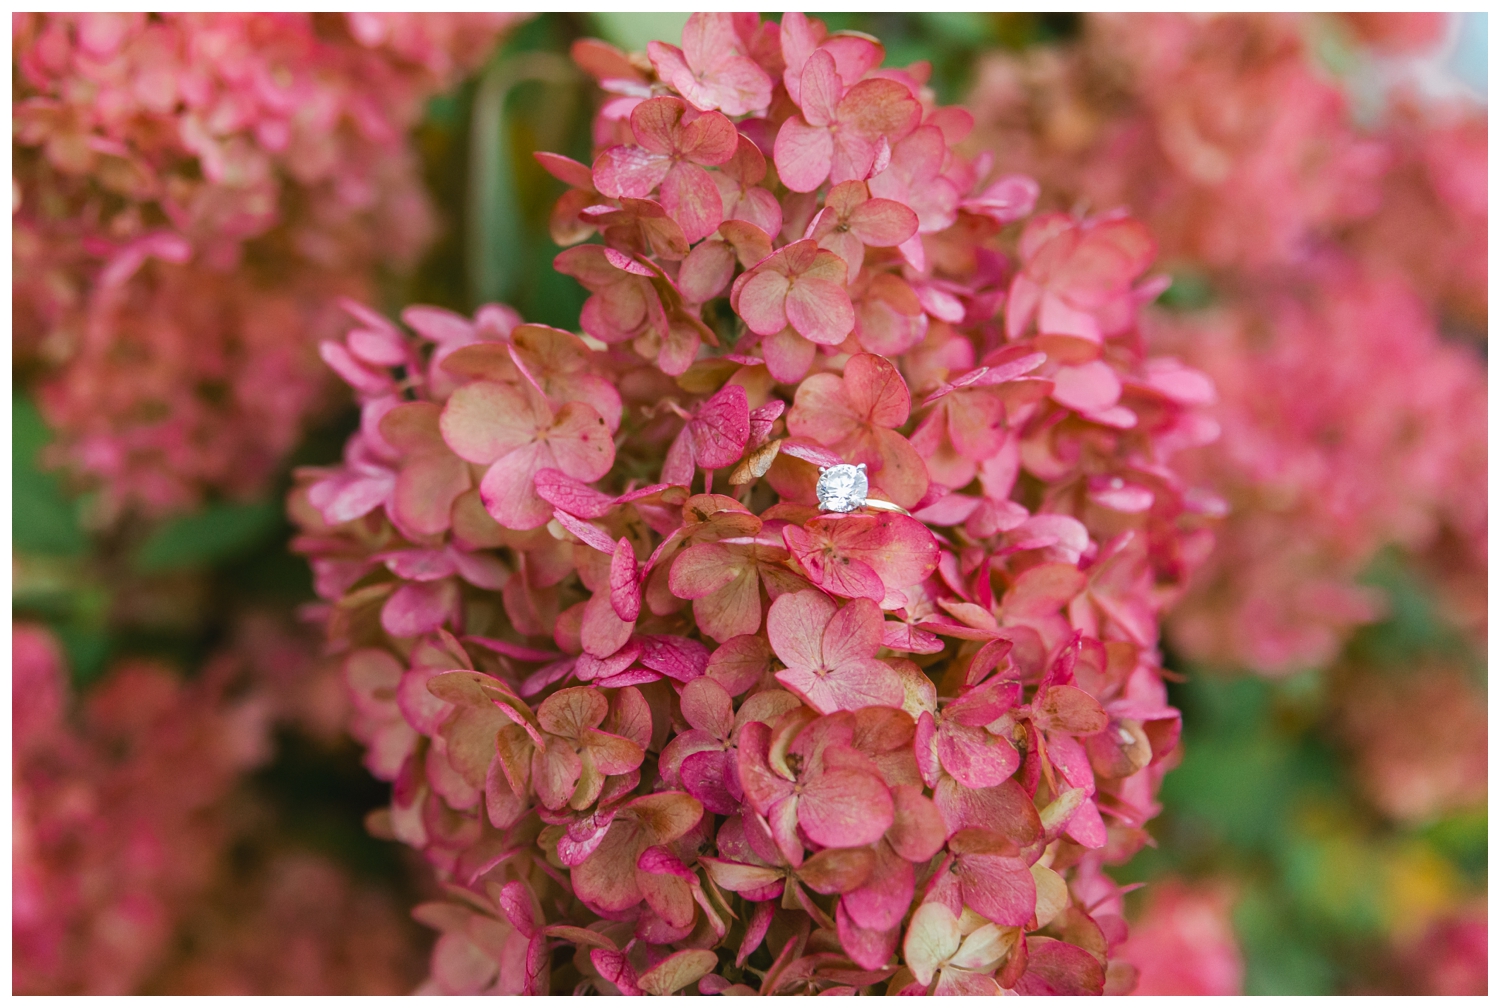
[854,498,910,516]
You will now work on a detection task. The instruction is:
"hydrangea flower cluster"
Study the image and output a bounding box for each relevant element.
[13,623,273,994]
[1115,880,1243,996]
[291,14,1219,995]
[12,13,521,517]
[966,12,1487,675]
[13,617,427,995]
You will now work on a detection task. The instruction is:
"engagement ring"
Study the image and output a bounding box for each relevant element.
[815,463,911,516]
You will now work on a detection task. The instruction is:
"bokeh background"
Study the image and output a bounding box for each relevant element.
[12,12,1487,995]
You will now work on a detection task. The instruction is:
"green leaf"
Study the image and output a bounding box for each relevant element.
[53,622,112,689]
[133,500,281,573]
[468,52,577,307]
[13,395,86,556]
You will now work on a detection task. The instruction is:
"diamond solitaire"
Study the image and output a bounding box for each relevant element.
[816,463,869,512]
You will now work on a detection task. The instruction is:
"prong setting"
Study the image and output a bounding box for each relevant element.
[815,463,870,513]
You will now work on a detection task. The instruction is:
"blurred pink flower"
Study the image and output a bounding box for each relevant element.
[1119,879,1244,995]
[13,13,523,517]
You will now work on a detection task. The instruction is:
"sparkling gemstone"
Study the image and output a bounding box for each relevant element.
[816,464,868,512]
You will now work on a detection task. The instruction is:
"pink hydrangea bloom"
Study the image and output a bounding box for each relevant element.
[292,12,1219,995]
[1116,880,1244,995]
[12,13,522,517]
[965,13,1487,675]
[12,623,273,994]
[13,616,429,994]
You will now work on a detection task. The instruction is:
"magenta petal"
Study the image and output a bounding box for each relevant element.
[534,467,616,519]
[610,537,641,622]
[581,590,635,658]
[1063,796,1108,849]
[681,749,739,815]
[842,844,915,932]
[638,634,710,682]
[797,763,893,848]
[689,383,751,469]
[592,144,671,199]
[914,711,941,789]
[881,621,945,654]
[381,579,459,638]
[836,900,900,971]
[957,853,1036,927]
[552,508,617,553]
[595,667,663,689]
[936,721,1019,789]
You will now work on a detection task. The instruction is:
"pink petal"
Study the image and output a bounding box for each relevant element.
[533,468,615,519]
[546,401,615,482]
[736,721,795,814]
[773,115,834,193]
[638,633,710,682]
[610,538,641,622]
[737,268,792,336]
[730,185,784,236]
[936,721,1019,789]
[591,143,671,199]
[476,443,553,529]
[440,381,547,465]
[785,276,855,345]
[581,589,635,658]
[669,542,741,600]
[888,784,948,862]
[957,853,1036,927]
[534,150,597,190]
[843,353,911,428]
[962,173,1039,224]
[552,508,617,553]
[392,454,469,538]
[881,621,944,654]
[777,658,901,715]
[765,588,835,672]
[680,749,739,815]
[782,523,886,601]
[821,34,886,88]
[319,340,390,395]
[689,383,751,469]
[762,327,817,383]
[677,238,736,303]
[680,676,734,739]
[843,846,914,939]
[836,901,902,972]
[1051,360,1122,413]
[821,597,883,666]
[381,579,459,638]
[628,96,688,155]
[660,161,724,244]
[1011,938,1105,996]
[677,108,739,166]
[798,48,842,125]
[380,548,456,582]
[838,77,921,144]
[849,197,919,247]
[706,635,773,696]
[798,762,893,848]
